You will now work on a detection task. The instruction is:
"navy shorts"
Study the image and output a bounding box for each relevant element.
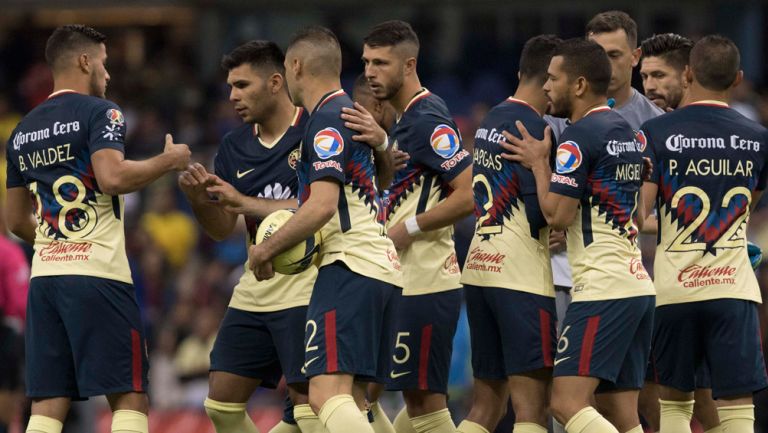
[303,262,396,378]
[646,351,711,389]
[210,306,307,387]
[653,299,768,399]
[386,289,462,394]
[465,286,556,379]
[553,296,654,391]
[26,276,149,399]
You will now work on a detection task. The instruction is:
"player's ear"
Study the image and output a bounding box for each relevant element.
[731,70,744,89]
[78,53,90,74]
[574,76,587,97]
[683,65,693,86]
[270,73,284,95]
[404,57,417,76]
[631,47,641,67]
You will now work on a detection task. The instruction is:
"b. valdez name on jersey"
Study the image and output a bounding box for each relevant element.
[548,107,655,302]
[641,102,768,306]
[297,90,401,286]
[5,91,132,283]
[213,107,317,312]
[460,98,554,296]
[386,89,470,295]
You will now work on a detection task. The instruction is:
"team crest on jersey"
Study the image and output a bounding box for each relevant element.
[635,130,648,152]
[313,127,344,159]
[430,124,461,159]
[288,148,300,170]
[106,109,124,126]
[556,141,582,174]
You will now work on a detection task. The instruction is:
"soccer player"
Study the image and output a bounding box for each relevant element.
[637,35,768,433]
[637,33,722,433]
[585,11,663,129]
[362,20,474,433]
[177,40,319,433]
[459,35,562,433]
[503,38,655,433]
[5,25,191,433]
[247,26,402,433]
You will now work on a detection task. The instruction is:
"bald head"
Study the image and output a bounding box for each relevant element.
[286,26,341,78]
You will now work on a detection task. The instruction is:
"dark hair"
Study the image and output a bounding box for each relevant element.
[352,74,371,100]
[519,35,562,84]
[363,20,420,51]
[221,40,285,75]
[45,25,106,68]
[287,25,340,52]
[586,11,638,48]
[640,33,693,71]
[553,38,612,96]
[690,35,740,91]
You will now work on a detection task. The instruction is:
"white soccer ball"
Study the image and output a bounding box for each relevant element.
[255,209,321,275]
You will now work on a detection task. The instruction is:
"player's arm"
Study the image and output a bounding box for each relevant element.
[178,163,238,241]
[341,103,395,190]
[247,179,339,280]
[752,190,764,211]
[501,122,579,229]
[205,174,298,218]
[91,134,190,195]
[5,187,36,244]
[637,182,659,234]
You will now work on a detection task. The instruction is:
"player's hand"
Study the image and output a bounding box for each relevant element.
[641,157,653,182]
[342,103,387,149]
[248,245,275,281]
[393,149,410,171]
[500,123,552,170]
[164,133,191,170]
[178,163,214,203]
[549,229,567,253]
[206,174,248,214]
[387,222,414,251]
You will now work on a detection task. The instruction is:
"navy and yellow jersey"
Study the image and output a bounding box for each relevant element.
[641,101,768,306]
[461,98,554,296]
[385,89,470,296]
[5,90,132,284]
[548,106,655,302]
[213,107,317,312]
[297,89,402,287]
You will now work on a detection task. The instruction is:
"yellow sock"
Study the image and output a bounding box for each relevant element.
[293,404,327,433]
[393,408,418,433]
[112,410,148,433]
[717,405,754,433]
[26,415,63,433]
[564,407,619,433]
[410,409,455,433]
[318,394,374,433]
[370,401,396,433]
[515,422,548,433]
[623,425,643,433]
[704,426,724,433]
[457,420,490,433]
[659,400,694,433]
[204,398,259,433]
[268,420,302,433]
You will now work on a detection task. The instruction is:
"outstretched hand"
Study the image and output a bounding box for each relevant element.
[341,102,387,149]
[499,122,552,170]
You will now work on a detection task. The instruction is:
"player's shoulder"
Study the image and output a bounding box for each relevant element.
[406,91,453,124]
[220,122,255,151]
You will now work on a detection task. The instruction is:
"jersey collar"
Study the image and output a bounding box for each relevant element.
[313,89,346,114]
[403,88,431,113]
[47,89,79,99]
[506,97,541,116]
[688,100,730,108]
[584,105,611,117]
[253,106,304,149]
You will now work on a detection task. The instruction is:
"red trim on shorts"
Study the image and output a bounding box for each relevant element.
[418,324,433,390]
[539,309,553,367]
[131,329,142,391]
[325,310,338,373]
[578,316,601,376]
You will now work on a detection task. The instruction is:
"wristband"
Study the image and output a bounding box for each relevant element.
[374,135,389,152]
[405,216,422,236]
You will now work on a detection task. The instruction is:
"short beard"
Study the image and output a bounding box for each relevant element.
[90,73,104,99]
[376,75,404,102]
[548,96,573,119]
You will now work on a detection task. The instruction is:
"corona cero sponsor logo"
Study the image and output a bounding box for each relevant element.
[677,264,736,288]
[628,257,651,280]
[444,252,460,274]
[464,246,505,273]
[387,247,402,271]
[38,241,93,262]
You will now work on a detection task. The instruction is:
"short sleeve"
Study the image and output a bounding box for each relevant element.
[88,101,126,154]
[5,140,25,188]
[305,113,346,184]
[409,117,471,183]
[213,135,232,185]
[548,129,592,199]
[637,125,659,184]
